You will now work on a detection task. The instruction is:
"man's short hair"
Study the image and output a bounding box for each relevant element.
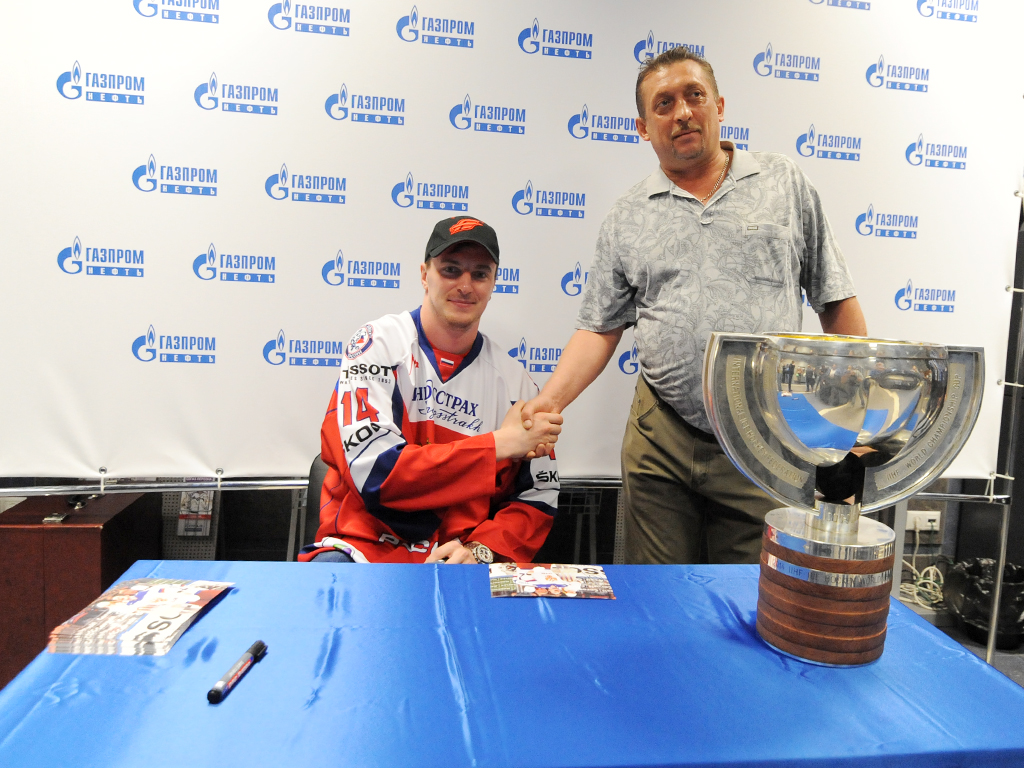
[635,47,720,118]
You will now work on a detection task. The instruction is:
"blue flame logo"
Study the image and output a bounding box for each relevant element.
[567,104,589,139]
[56,61,82,100]
[518,18,540,54]
[193,244,217,280]
[866,55,885,88]
[57,236,83,274]
[263,330,287,365]
[133,0,158,17]
[895,279,914,311]
[560,262,587,296]
[508,338,528,367]
[633,30,656,63]
[132,325,157,362]
[917,0,934,17]
[618,343,640,375]
[796,124,816,157]
[325,83,349,120]
[511,180,534,215]
[855,204,874,236]
[132,154,158,192]
[905,134,924,166]
[194,72,219,110]
[753,43,773,77]
[391,173,415,208]
[449,94,472,130]
[397,5,419,41]
[265,163,290,199]
[322,249,346,286]
[268,0,292,30]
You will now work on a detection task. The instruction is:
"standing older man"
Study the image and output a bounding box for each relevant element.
[523,47,866,565]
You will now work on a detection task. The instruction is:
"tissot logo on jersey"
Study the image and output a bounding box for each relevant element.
[508,338,562,373]
[894,279,956,313]
[195,73,279,115]
[410,380,484,431]
[618,343,640,375]
[809,0,870,11]
[494,266,520,295]
[268,1,350,35]
[917,0,978,22]
[721,125,750,150]
[391,173,468,212]
[133,154,218,196]
[265,164,346,203]
[905,135,967,170]
[865,56,929,93]
[512,181,585,220]
[855,205,918,239]
[796,125,861,161]
[560,262,589,296]
[753,43,820,82]
[633,31,703,63]
[193,243,276,283]
[56,62,144,104]
[132,325,216,363]
[57,236,145,278]
[567,104,639,144]
[518,18,593,59]
[264,330,352,366]
[325,84,405,125]
[449,95,526,135]
[134,0,219,23]
[396,6,474,48]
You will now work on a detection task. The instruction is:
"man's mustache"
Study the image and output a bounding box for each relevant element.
[671,125,701,138]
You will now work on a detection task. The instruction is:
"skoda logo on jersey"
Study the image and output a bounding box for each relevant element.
[396,5,474,48]
[325,84,406,125]
[321,250,345,286]
[753,43,820,82]
[57,62,145,104]
[449,94,526,135]
[633,31,704,63]
[391,173,469,211]
[267,330,347,366]
[895,279,956,313]
[916,0,978,22]
[265,163,346,204]
[560,262,589,296]
[508,338,562,373]
[796,124,861,161]
[194,243,277,283]
[512,180,585,219]
[494,265,520,295]
[720,125,750,150]
[134,155,218,196]
[58,236,145,277]
[195,73,279,115]
[135,0,219,24]
[865,56,929,93]
[132,325,216,363]
[517,18,593,59]
[905,134,967,170]
[618,343,640,375]
[567,104,639,144]
[268,1,350,36]
[855,205,918,239]
[808,0,870,10]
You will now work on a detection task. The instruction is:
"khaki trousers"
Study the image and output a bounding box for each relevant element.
[621,375,778,565]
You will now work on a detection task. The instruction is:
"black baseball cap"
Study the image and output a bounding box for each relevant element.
[424,216,500,265]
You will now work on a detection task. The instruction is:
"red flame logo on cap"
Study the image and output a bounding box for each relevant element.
[450,218,483,234]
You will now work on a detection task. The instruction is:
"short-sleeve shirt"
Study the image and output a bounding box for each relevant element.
[576,147,856,433]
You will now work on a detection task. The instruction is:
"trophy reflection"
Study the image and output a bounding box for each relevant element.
[703,333,983,665]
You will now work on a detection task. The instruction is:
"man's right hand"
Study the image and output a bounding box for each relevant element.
[493,401,563,461]
[521,395,562,459]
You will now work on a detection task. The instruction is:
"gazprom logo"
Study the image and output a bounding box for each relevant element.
[916,0,978,22]
[796,124,861,161]
[325,83,405,125]
[895,278,956,313]
[865,55,929,92]
[560,262,589,296]
[721,125,750,150]
[321,249,345,286]
[265,163,346,203]
[633,31,703,63]
[132,325,216,363]
[512,180,585,219]
[567,103,638,143]
[193,243,277,283]
[855,205,918,239]
[58,236,144,277]
[57,61,144,104]
[397,5,474,48]
[449,94,526,135]
[508,337,562,373]
[134,0,220,23]
[391,172,469,211]
[518,17,593,59]
[266,330,348,366]
[905,134,967,170]
[618,343,639,375]
[753,43,820,81]
[195,73,279,115]
[809,0,870,10]
[268,1,350,35]
[494,265,520,295]
[320,250,399,289]
[133,154,218,196]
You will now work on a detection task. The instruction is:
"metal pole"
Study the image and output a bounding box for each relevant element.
[986,503,1012,664]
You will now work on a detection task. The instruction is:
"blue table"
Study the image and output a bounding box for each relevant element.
[2,561,1023,768]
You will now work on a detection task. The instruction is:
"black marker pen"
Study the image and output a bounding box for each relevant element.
[207,640,267,704]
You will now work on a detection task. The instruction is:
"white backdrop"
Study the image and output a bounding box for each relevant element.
[1,0,1022,480]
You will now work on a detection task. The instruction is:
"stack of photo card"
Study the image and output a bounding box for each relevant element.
[489,563,615,599]
[48,578,233,656]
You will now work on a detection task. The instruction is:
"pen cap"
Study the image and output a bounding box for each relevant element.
[248,640,268,661]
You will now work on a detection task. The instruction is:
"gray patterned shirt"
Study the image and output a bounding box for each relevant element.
[577,147,856,433]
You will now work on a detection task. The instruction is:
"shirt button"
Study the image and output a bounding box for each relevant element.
[701,217,714,225]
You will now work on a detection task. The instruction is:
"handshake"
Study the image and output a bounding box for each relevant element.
[492,397,562,462]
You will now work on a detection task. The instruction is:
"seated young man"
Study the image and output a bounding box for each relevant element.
[299,216,562,564]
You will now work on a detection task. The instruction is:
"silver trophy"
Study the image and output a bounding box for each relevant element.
[703,333,984,665]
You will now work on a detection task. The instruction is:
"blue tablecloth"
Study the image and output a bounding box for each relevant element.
[1,561,1022,768]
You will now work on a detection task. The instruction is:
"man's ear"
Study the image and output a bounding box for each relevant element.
[635,116,650,142]
[420,261,429,291]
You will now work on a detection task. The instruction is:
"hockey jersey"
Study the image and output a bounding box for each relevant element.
[298,308,559,563]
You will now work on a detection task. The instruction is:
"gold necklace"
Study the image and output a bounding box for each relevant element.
[698,152,731,205]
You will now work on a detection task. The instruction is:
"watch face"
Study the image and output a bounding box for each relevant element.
[473,544,493,563]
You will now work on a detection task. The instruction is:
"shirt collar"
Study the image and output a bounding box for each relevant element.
[645,142,762,198]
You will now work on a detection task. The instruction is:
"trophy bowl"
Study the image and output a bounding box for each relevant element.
[703,333,984,665]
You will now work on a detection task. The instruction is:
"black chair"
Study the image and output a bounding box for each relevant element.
[302,454,329,549]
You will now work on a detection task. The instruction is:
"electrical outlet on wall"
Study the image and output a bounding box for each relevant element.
[906,509,941,532]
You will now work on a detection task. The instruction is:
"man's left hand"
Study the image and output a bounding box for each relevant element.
[425,540,479,564]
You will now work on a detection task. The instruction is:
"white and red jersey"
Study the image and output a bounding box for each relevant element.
[298,308,559,563]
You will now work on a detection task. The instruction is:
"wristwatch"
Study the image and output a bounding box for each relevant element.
[466,541,494,564]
